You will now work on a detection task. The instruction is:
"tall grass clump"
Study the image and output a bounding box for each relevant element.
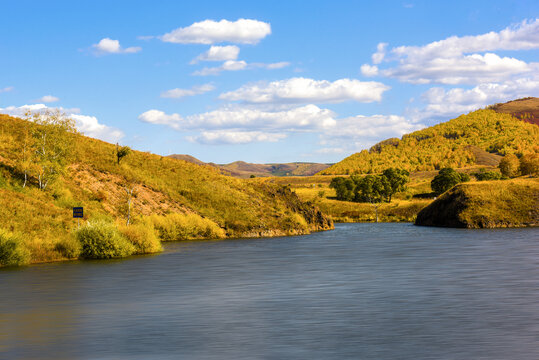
[75,220,135,259]
[118,223,163,254]
[0,229,30,266]
[54,236,81,259]
[147,213,226,241]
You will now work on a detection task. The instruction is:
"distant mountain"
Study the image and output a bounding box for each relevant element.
[488,97,539,126]
[168,155,331,178]
[320,99,539,175]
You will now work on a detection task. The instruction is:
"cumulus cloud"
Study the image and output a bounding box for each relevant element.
[409,77,539,123]
[384,52,532,85]
[392,19,539,59]
[92,38,141,55]
[161,84,215,99]
[161,19,271,45]
[371,19,539,85]
[0,86,14,93]
[139,104,336,132]
[219,77,390,104]
[0,104,124,142]
[372,42,387,64]
[189,131,286,144]
[191,45,240,63]
[360,64,379,77]
[319,114,423,153]
[37,95,59,103]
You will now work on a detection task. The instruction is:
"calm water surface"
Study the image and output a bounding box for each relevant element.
[1,223,538,359]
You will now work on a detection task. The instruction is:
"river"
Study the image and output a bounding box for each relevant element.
[1,223,538,359]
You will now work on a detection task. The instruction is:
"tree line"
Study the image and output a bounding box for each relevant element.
[330,168,409,204]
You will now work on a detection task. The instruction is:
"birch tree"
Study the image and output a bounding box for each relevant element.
[26,110,77,190]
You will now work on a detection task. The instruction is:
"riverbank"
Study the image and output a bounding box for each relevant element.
[415,178,539,228]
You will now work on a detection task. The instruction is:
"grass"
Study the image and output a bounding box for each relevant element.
[416,177,539,228]
[0,114,332,265]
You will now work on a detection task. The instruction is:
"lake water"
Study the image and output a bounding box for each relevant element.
[1,223,538,360]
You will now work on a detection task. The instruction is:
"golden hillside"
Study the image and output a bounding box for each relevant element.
[320,108,539,175]
[0,114,332,265]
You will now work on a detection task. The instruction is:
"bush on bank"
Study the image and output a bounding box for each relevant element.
[146,213,226,241]
[118,223,163,254]
[0,229,30,266]
[75,220,135,259]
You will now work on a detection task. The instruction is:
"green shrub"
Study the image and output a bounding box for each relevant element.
[474,168,503,181]
[431,168,468,195]
[118,223,162,254]
[75,220,135,259]
[147,213,225,241]
[0,229,30,266]
[54,236,81,259]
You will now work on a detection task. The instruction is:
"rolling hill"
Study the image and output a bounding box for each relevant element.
[0,114,332,265]
[168,155,331,178]
[320,99,539,175]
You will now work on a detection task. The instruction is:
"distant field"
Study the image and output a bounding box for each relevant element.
[261,166,502,223]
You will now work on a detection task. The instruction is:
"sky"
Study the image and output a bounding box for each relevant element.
[1,0,538,164]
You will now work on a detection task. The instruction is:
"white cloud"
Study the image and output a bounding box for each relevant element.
[161,19,271,45]
[219,77,390,104]
[392,19,539,59]
[372,42,387,64]
[384,52,532,85]
[410,77,539,122]
[0,86,14,93]
[92,38,141,55]
[160,84,215,99]
[193,60,247,76]
[137,109,183,130]
[360,64,379,77]
[191,45,240,63]
[192,60,289,76]
[189,131,286,144]
[139,104,336,132]
[37,95,59,103]
[373,19,539,85]
[319,114,423,153]
[70,114,125,143]
[0,104,124,142]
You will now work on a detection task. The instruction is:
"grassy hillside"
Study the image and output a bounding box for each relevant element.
[489,97,539,126]
[0,114,332,265]
[415,178,539,228]
[168,154,331,178]
[320,108,539,175]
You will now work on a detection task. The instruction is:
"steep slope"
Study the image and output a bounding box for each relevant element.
[320,107,539,175]
[0,114,332,264]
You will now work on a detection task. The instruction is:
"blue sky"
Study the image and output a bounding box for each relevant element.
[1,0,538,164]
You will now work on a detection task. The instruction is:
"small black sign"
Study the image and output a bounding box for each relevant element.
[73,207,83,218]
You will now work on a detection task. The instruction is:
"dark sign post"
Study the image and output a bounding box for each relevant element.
[73,207,83,228]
